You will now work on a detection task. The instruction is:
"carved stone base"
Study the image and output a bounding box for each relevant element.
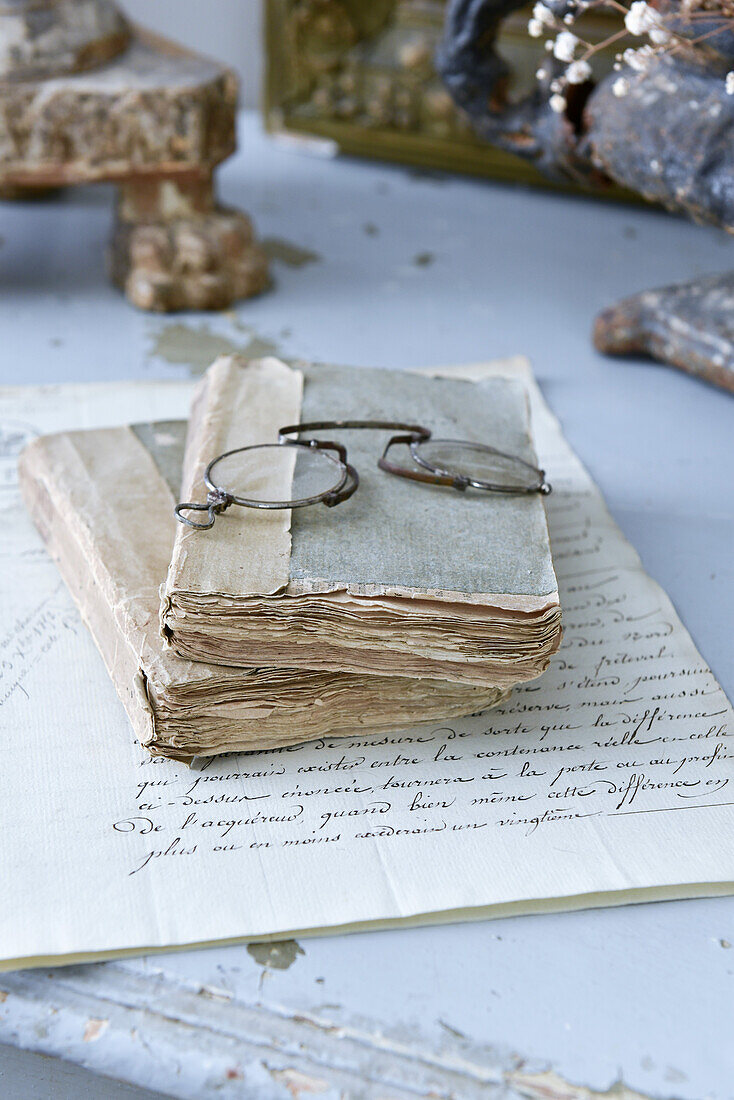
[0,0,130,82]
[0,25,269,311]
[110,176,269,312]
[593,273,734,394]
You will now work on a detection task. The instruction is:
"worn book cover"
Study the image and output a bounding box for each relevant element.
[162,357,562,687]
[18,420,507,761]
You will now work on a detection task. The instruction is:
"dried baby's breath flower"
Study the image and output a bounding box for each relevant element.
[553,30,580,60]
[648,23,671,42]
[530,0,734,105]
[625,1,655,35]
[567,58,593,82]
[550,92,568,112]
[528,3,557,39]
[622,44,655,70]
[625,0,671,42]
[533,3,557,26]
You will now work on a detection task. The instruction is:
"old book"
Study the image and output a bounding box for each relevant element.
[18,420,508,761]
[162,357,562,687]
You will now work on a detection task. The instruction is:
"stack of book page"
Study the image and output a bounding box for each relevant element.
[20,356,561,760]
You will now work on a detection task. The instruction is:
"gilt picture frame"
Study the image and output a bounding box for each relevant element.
[263,0,633,197]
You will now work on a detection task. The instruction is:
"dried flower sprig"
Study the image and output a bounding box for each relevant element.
[528,0,734,113]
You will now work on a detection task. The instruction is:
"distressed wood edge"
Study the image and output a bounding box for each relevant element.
[0,964,670,1100]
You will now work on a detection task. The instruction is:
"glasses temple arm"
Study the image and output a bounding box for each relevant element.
[279,420,431,442]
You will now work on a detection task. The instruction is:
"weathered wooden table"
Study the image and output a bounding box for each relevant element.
[0,113,732,1100]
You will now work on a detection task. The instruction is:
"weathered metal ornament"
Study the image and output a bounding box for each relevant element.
[437,0,734,393]
[437,1,734,208]
[593,273,734,394]
[582,54,734,231]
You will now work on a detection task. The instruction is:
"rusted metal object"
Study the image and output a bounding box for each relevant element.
[593,273,734,393]
[0,3,268,311]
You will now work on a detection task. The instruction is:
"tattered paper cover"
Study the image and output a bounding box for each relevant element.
[19,421,506,760]
[163,358,562,686]
[2,361,733,973]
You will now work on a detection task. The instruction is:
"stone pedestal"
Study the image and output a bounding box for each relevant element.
[0,2,268,311]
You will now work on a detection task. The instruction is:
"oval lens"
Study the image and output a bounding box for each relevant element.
[413,439,543,491]
[208,443,345,505]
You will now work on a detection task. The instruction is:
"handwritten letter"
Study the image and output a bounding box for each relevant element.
[1,367,733,971]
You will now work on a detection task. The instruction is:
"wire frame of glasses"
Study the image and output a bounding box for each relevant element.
[175,421,551,531]
[378,437,550,494]
[174,440,359,530]
[281,420,550,495]
[412,438,550,494]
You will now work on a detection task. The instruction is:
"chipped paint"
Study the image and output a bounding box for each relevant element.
[82,1017,109,1042]
[238,334,282,360]
[405,168,450,185]
[0,990,7,1002]
[268,1066,329,1097]
[248,939,305,970]
[438,1018,467,1039]
[509,1070,659,1100]
[148,321,279,375]
[198,983,232,1001]
[0,961,691,1100]
[261,237,321,268]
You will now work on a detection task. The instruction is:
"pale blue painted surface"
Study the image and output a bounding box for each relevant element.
[120,0,261,108]
[0,113,732,1099]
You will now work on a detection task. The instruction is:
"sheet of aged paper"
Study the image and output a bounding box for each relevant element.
[1,363,733,972]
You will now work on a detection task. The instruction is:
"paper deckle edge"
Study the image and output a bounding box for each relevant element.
[2,879,732,973]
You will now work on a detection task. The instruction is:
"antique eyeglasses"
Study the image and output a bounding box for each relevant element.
[175,419,550,530]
